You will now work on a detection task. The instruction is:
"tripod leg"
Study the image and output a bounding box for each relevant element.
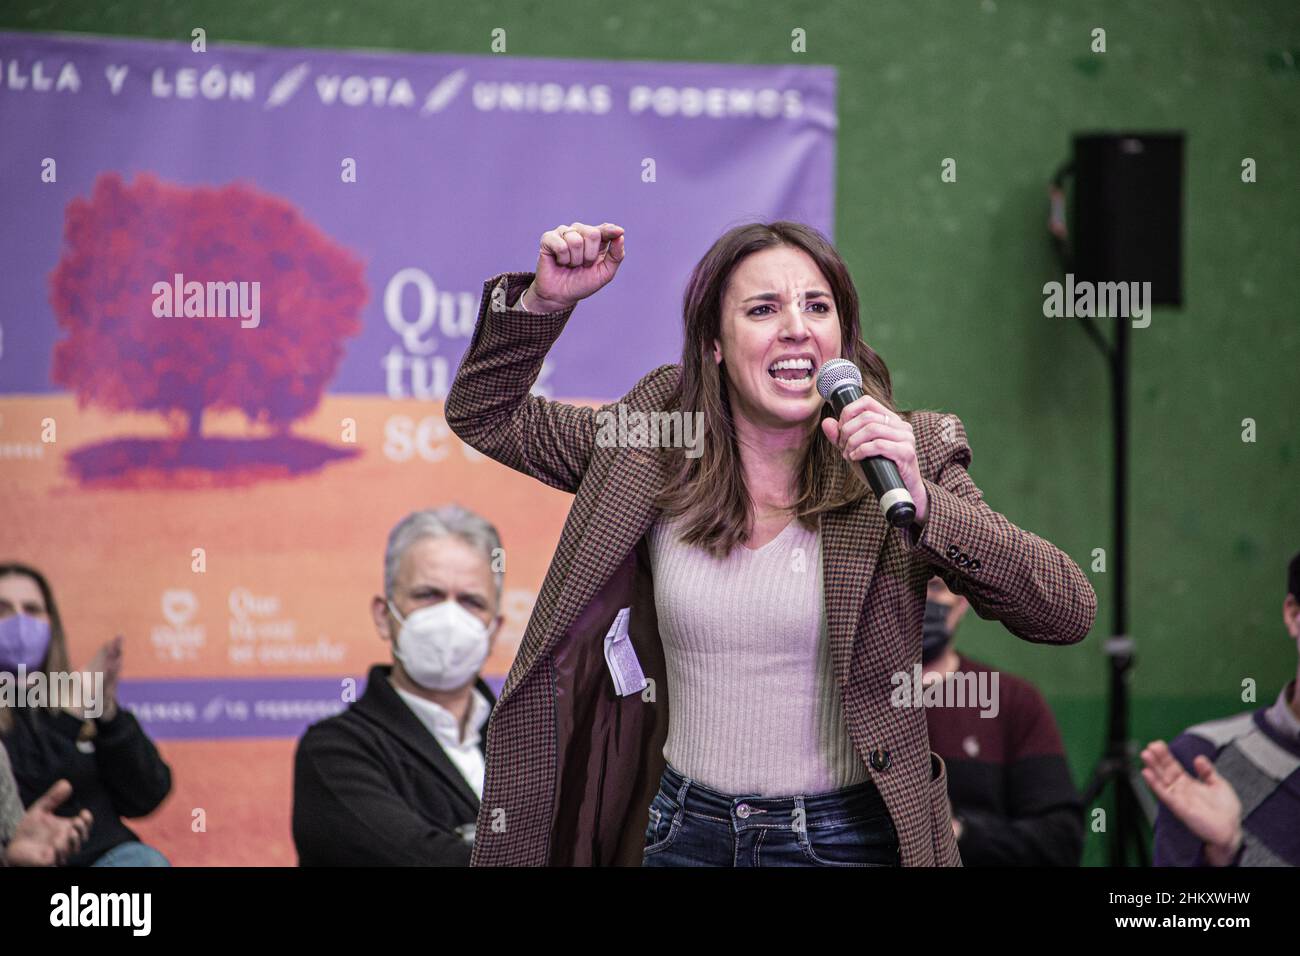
[1121,765,1154,866]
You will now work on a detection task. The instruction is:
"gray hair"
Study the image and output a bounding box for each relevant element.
[383,505,503,606]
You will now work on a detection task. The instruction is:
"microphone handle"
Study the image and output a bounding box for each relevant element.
[827,383,917,528]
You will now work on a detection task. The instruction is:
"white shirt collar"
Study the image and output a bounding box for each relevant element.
[390,680,491,751]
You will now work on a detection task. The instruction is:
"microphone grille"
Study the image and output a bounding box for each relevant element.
[816,358,863,401]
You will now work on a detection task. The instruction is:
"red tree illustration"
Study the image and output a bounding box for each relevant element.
[50,173,366,438]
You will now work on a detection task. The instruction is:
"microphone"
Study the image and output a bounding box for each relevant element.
[816,358,916,528]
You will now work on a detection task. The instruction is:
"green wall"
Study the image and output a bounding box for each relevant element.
[5,0,1297,865]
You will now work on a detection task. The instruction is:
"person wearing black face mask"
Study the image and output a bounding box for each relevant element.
[922,589,960,667]
[922,576,1085,866]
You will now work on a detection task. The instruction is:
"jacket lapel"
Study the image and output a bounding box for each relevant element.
[500,447,670,703]
[554,449,669,644]
[821,499,888,691]
[354,665,492,813]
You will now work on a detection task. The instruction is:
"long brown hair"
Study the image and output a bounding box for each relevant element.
[653,221,902,558]
[0,563,73,735]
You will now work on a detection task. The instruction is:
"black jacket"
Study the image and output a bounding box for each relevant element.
[292,664,495,866]
[1,706,172,866]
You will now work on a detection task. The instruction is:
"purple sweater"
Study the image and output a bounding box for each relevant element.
[1152,680,1300,867]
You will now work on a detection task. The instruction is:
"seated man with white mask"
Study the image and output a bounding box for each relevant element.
[292,505,502,866]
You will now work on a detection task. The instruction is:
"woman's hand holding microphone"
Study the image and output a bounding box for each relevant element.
[822,398,929,526]
[521,222,626,313]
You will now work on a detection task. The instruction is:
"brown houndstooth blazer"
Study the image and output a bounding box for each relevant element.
[446,271,1097,867]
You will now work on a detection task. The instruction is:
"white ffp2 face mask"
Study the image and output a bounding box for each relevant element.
[388,598,490,691]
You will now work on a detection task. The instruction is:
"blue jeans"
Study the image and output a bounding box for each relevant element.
[641,762,900,867]
[91,841,171,867]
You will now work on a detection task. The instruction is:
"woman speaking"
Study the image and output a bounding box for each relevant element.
[445,220,1096,867]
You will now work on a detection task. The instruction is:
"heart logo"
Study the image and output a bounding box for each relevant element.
[161,589,197,627]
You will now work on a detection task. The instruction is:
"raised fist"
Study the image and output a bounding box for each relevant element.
[526,222,625,311]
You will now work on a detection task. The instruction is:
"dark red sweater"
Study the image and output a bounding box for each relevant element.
[924,653,1083,866]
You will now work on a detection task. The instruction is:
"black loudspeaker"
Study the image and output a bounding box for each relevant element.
[1071,133,1184,306]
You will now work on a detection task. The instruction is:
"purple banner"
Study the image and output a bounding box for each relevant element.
[119,674,506,740]
[0,31,837,403]
[0,29,836,864]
